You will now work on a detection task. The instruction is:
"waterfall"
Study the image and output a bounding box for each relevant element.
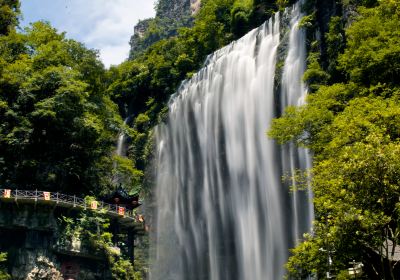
[152,2,312,280]
[116,117,129,157]
[116,132,126,157]
[113,117,129,184]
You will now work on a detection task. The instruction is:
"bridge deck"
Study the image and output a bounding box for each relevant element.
[0,189,141,224]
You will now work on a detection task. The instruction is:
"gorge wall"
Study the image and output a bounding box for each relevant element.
[0,202,111,279]
[129,0,199,59]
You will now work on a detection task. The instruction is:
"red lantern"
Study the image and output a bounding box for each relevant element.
[118,207,125,216]
[43,192,51,201]
[3,189,11,198]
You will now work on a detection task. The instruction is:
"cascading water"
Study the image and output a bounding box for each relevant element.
[116,117,129,157]
[152,2,312,280]
[280,3,314,244]
[114,117,129,184]
[116,132,126,157]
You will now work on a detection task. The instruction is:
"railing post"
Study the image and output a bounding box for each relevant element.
[73,195,76,207]
[35,189,38,201]
[56,192,59,204]
[15,189,17,201]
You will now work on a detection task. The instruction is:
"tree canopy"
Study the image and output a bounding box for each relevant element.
[0,20,138,195]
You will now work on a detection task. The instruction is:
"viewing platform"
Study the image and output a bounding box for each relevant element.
[0,188,146,279]
[0,189,144,234]
[0,188,143,227]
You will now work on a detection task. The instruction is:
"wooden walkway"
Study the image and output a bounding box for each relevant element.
[0,189,141,223]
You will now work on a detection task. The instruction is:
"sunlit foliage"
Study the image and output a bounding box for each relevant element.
[0,21,137,195]
[269,1,400,278]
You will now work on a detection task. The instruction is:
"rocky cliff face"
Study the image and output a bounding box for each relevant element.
[133,18,152,39]
[155,0,191,19]
[129,0,200,59]
[0,202,110,280]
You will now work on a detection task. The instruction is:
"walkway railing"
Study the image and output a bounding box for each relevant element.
[0,189,142,222]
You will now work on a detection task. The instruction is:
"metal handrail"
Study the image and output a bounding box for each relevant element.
[0,189,140,222]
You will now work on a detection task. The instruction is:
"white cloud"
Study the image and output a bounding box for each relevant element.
[99,44,130,68]
[21,0,156,67]
[66,0,155,67]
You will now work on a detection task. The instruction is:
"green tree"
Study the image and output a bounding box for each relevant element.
[231,0,253,38]
[0,21,131,195]
[0,0,20,35]
[338,1,400,86]
[269,1,400,278]
[57,205,141,280]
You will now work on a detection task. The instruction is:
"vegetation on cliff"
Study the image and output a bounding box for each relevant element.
[128,0,193,59]
[0,3,140,276]
[58,205,144,280]
[0,12,139,195]
[269,0,400,278]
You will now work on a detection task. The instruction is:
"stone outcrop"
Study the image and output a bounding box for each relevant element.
[0,202,110,280]
[129,0,201,59]
[22,255,62,280]
[155,0,191,19]
[133,19,152,39]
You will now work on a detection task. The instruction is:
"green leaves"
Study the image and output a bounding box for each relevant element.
[0,0,20,35]
[338,2,400,86]
[24,21,65,49]
[113,155,144,193]
[231,0,253,37]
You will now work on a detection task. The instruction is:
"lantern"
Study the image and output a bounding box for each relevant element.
[43,192,51,201]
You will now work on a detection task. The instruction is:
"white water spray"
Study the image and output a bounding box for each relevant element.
[152,2,313,279]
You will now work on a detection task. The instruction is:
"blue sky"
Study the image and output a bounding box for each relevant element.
[20,0,156,68]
